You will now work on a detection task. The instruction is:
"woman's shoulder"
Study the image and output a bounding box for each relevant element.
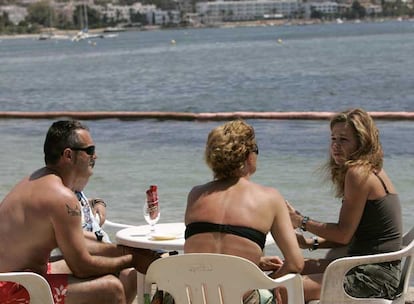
[345,165,380,191]
[346,165,369,179]
[189,180,217,194]
[248,181,284,205]
[248,179,281,193]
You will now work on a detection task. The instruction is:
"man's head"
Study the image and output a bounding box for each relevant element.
[44,120,90,165]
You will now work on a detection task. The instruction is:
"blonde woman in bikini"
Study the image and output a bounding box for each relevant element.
[184,119,304,304]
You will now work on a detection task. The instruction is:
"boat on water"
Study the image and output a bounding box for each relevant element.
[71,30,104,42]
[38,32,70,41]
[71,4,119,41]
[71,2,106,42]
[103,27,126,33]
[71,29,120,41]
[38,33,51,40]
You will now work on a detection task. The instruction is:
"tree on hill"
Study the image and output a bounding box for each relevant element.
[0,11,12,30]
[351,0,366,18]
[73,4,103,29]
[26,1,55,27]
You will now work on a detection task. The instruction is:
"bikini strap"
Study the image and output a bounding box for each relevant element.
[374,172,389,194]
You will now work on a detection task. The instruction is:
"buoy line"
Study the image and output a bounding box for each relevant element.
[0,111,413,121]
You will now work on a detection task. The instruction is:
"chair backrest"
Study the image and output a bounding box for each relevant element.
[399,225,414,297]
[102,219,135,230]
[402,225,414,247]
[0,271,54,304]
[145,253,304,304]
[316,226,414,304]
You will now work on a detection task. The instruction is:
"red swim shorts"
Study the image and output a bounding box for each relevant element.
[0,273,68,304]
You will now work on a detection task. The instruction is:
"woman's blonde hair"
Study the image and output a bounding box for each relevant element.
[205,119,257,180]
[327,108,383,197]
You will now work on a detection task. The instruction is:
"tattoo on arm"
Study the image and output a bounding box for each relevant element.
[66,204,81,216]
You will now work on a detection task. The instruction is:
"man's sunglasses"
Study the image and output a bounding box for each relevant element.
[70,145,95,156]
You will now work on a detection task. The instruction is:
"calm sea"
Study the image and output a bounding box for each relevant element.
[0,21,413,263]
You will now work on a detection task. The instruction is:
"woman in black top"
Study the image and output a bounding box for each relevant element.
[287,108,402,302]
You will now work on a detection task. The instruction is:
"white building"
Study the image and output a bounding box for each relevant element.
[0,5,28,25]
[303,2,339,18]
[102,3,132,22]
[146,9,181,25]
[196,0,300,23]
[100,3,180,25]
[364,4,382,15]
[102,3,157,23]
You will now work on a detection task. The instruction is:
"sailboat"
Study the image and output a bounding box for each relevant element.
[71,3,103,42]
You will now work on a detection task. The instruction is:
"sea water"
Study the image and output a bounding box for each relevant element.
[0,21,413,264]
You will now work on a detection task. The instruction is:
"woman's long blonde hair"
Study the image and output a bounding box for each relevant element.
[327,108,383,197]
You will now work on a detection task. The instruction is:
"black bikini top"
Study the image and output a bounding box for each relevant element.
[185,221,266,250]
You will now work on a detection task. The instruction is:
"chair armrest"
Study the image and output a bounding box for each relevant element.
[271,273,305,304]
[319,245,413,304]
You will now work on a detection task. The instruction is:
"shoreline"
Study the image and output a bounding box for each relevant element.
[1,17,412,40]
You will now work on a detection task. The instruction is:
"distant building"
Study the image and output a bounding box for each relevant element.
[17,0,39,5]
[196,0,300,23]
[364,4,383,15]
[102,3,133,22]
[175,0,195,14]
[0,5,27,25]
[303,1,339,18]
[102,3,156,23]
[100,3,180,26]
[146,9,181,25]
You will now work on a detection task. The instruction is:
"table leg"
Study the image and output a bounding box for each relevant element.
[137,272,145,304]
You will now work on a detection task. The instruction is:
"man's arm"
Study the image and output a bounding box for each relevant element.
[51,191,159,277]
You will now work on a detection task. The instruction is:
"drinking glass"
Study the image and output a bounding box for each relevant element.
[143,200,160,233]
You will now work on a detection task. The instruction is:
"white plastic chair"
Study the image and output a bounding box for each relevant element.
[309,226,414,304]
[0,220,133,304]
[0,271,54,304]
[144,253,305,304]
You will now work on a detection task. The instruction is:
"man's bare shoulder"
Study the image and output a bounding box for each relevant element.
[23,168,77,209]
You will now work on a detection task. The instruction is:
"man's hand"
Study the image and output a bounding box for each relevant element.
[90,198,106,226]
[132,248,162,274]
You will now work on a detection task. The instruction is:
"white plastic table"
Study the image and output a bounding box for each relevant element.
[116,222,186,251]
[116,222,276,251]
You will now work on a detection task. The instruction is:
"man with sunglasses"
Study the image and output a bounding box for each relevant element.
[0,120,159,304]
